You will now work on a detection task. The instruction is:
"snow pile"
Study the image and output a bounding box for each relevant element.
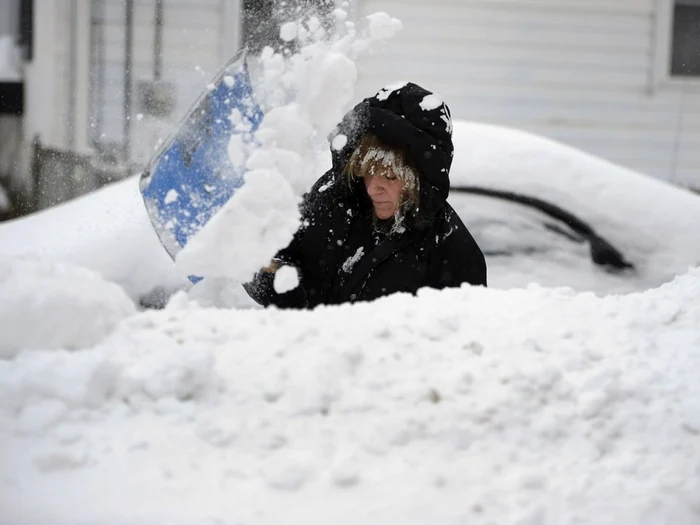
[1,268,699,524]
[175,9,402,284]
[186,277,261,309]
[0,35,22,82]
[0,177,188,302]
[450,121,700,289]
[0,258,135,357]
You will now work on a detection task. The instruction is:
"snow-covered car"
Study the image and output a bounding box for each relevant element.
[0,120,698,305]
[447,122,700,294]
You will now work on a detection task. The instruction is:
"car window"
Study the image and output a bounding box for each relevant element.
[449,193,586,258]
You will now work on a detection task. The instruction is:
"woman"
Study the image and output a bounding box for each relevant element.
[245,82,486,308]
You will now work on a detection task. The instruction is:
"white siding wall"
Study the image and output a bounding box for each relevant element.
[92,0,238,162]
[355,0,700,187]
[23,0,71,149]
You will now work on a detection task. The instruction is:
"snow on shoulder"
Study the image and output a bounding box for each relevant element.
[1,267,699,524]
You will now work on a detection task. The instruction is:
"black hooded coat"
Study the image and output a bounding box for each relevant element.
[245,83,486,308]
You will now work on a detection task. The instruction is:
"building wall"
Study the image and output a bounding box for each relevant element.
[91,0,240,163]
[23,0,67,150]
[20,0,239,159]
[355,0,700,187]
[16,0,93,155]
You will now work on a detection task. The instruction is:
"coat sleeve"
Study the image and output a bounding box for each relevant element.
[243,170,337,308]
[429,206,487,289]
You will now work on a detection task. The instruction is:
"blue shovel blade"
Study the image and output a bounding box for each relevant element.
[140,48,264,283]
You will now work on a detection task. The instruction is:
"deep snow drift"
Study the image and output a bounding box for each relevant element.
[1,268,699,525]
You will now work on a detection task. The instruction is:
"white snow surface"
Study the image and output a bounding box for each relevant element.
[1,269,699,524]
[448,121,700,293]
[0,258,135,358]
[0,35,22,81]
[0,177,187,301]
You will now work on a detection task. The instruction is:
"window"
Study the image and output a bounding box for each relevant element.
[654,0,700,86]
[671,1,700,76]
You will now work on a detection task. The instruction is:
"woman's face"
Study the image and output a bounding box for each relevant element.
[364,171,405,220]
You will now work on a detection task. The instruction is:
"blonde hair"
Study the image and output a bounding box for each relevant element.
[345,134,420,214]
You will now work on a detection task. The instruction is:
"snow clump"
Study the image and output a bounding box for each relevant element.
[0,258,135,357]
[279,21,298,42]
[273,265,299,294]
